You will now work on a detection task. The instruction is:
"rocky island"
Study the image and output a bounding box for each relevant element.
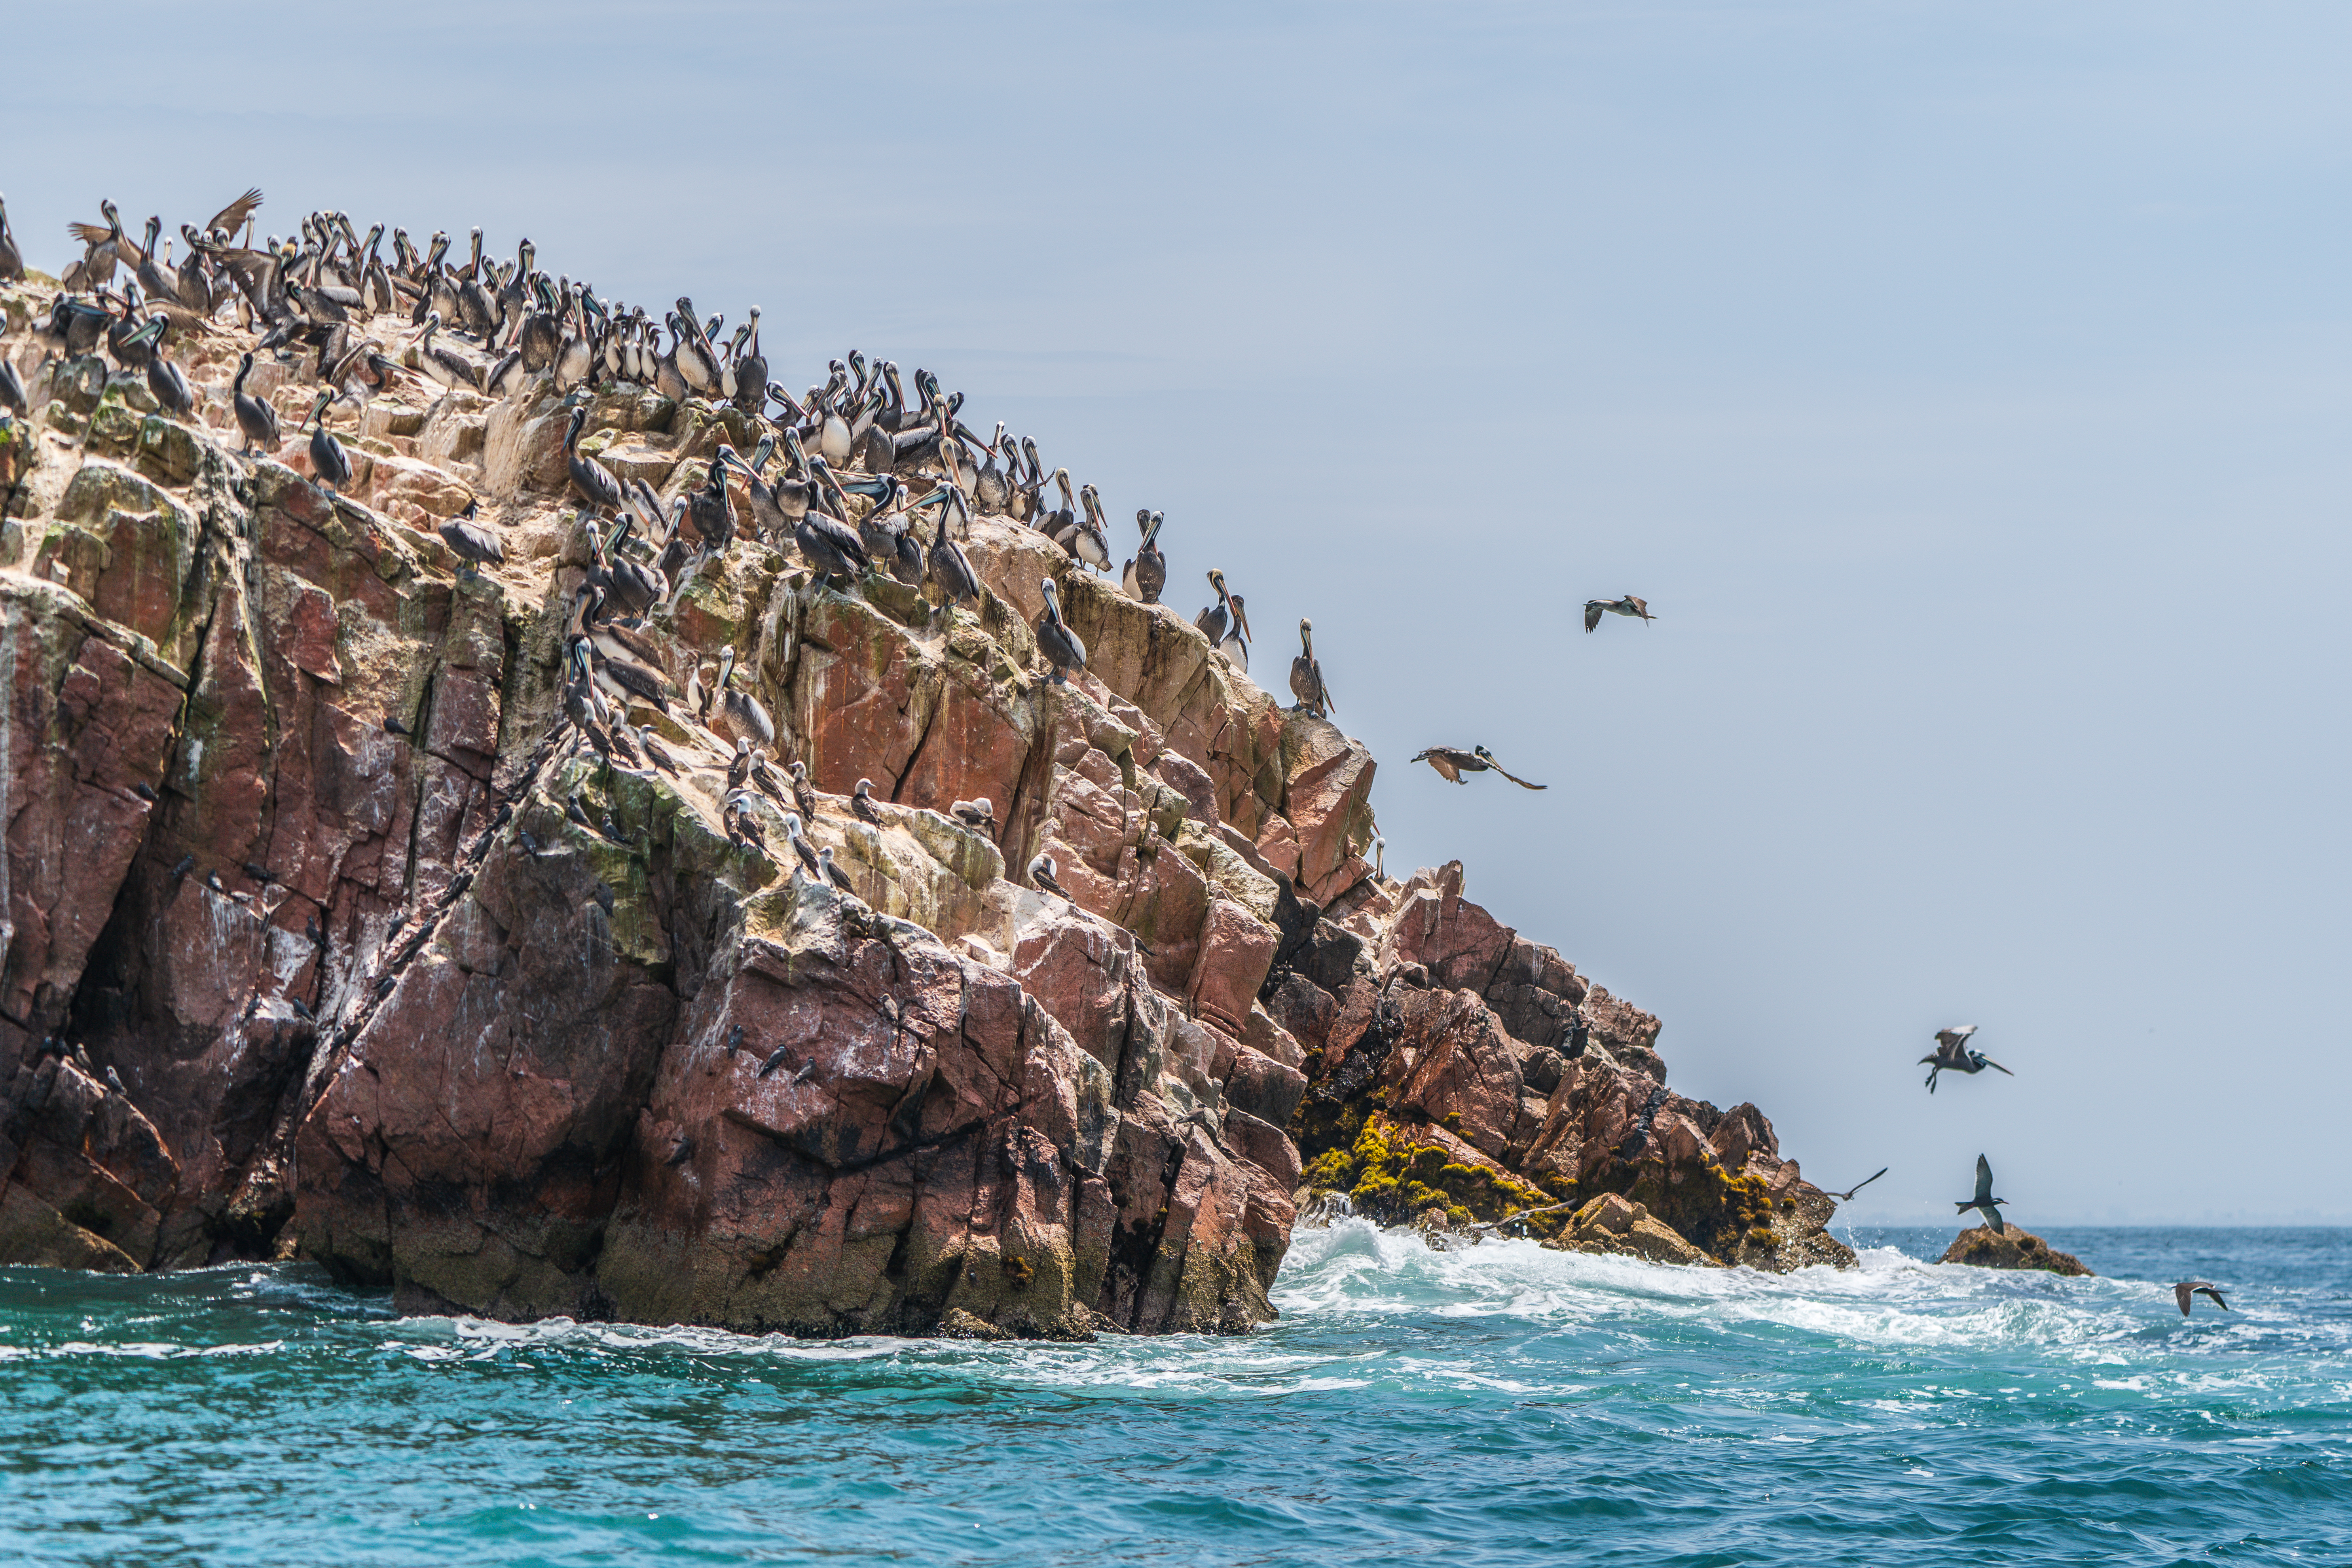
[0,222,1851,1338]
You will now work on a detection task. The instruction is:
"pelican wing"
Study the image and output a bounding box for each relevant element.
[1583,600,1604,633]
[206,188,266,239]
[1935,1026,1976,1049]
[1413,748,1465,784]
[1487,758,1549,791]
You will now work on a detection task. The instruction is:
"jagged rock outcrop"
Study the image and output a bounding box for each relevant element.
[0,259,1843,1335]
[1940,1224,2092,1276]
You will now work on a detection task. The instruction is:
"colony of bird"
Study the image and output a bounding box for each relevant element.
[0,192,2224,1314]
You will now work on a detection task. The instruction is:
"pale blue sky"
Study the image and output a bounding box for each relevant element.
[11,2,2347,1221]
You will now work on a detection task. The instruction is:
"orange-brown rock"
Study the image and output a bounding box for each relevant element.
[0,261,1841,1331]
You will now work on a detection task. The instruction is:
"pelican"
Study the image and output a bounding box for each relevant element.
[305,391,351,497]
[1918,1026,2013,1093]
[1289,619,1332,716]
[0,192,23,282]
[1123,510,1167,605]
[852,778,882,824]
[1026,852,1069,900]
[1195,569,1233,644]
[62,199,125,291]
[791,485,871,585]
[687,451,739,559]
[1411,745,1547,789]
[974,425,1012,514]
[598,513,668,618]
[438,499,506,578]
[406,312,482,394]
[1219,593,1252,671]
[1036,578,1087,685]
[572,589,674,713]
[231,352,279,456]
[732,307,768,412]
[918,485,983,612]
[1584,595,1656,632]
[1954,1154,2008,1235]
[713,646,776,751]
[2174,1282,2229,1316]
[122,318,193,417]
[1060,483,1112,571]
[564,406,625,517]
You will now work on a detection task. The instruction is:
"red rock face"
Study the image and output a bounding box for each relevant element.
[0,270,1843,1328]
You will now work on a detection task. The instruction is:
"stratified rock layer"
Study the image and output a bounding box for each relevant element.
[0,263,1843,1334]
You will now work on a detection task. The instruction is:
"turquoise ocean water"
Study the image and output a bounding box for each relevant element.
[2,1225,2346,1565]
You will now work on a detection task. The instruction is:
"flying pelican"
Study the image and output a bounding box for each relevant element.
[1584,595,1656,632]
[1411,745,1546,789]
[1918,1026,2012,1094]
[1289,619,1332,716]
[1954,1154,2008,1235]
[1036,578,1087,685]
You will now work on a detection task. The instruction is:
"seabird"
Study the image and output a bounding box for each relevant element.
[759,1045,794,1079]
[816,845,855,893]
[1124,509,1167,605]
[1195,569,1233,644]
[723,790,770,856]
[919,485,983,612]
[713,645,775,751]
[1218,593,1252,671]
[1954,1153,2009,1235]
[1289,619,1333,717]
[144,329,195,417]
[0,192,23,283]
[1411,745,1547,789]
[1036,578,1087,685]
[439,499,506,579]
[783,811,823,880]
[2174,1281,2229,1316]
[1026,852,1068,900]
[1825,1168,1888,1202]
[852,778,882,824]
[1584,595,1656,632]
[231,352,279,456]
[305,391,351,497]
[1918,1026,2012,1093]
[564,405,626,517]
[790,761,819,822]
[950,797,996,834]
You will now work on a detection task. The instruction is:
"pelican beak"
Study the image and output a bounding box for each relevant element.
[1235,602,1254,642]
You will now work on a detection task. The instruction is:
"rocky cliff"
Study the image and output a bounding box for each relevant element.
[0,265,1848,1337]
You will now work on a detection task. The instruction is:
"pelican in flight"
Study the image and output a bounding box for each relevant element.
[1919,1026,2012,1093]
[1584,595,1655,632]
[1411,745,1546,789]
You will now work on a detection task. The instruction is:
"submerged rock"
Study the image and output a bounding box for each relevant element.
[1940,1224,2093,1277]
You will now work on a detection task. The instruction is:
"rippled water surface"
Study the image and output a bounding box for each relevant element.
[3,1226,2347,1565]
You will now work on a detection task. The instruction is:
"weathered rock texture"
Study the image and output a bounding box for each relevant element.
[1939,1224,2093,1277]
[0,265,1843,1333]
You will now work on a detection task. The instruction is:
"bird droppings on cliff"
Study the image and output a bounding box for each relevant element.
[1411,745,1547,790]
[1920,1026,2012,1092]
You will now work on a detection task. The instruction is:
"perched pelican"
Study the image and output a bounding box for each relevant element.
[599,513,668,618]
[144,332,195,416]
[406,312,482,394]
[1194,569,1232,643]
[438,499,506,578]
[950,797,996,834]
[0,192,23,282]
[1026,852,1069,901]
[918,485,982,612]
[1123,510,1167,605]
[1060,483,1112,570]
[1218,592,1252,671]
[565,405,625,517]
[687,452,739,559]
[732,307,768,413]
[713,646,776,751]
[1953,1154,2009,1235]
[1289,619,1332,716]
[792,488,871,585]
[573,588,674,713]
[62,199,126,291]
[852,778,882,824]
[1584,595,1656,632]
[2174,1281,2229,1316]
[1918,1026,2012,1093]
[1036,578,1087,685]
[305,391,351,496]
[231,353,279,456]
[1411,745,1547,789]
